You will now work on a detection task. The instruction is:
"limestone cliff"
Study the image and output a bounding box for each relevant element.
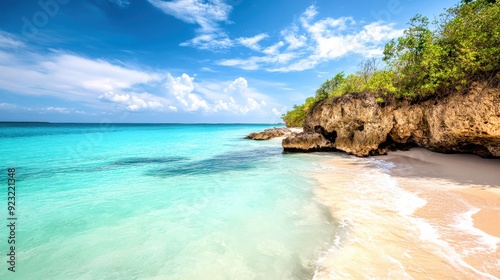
[282,86,500,158]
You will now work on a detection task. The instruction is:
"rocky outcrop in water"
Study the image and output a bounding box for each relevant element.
[245,127,301,140]
[282,132,337,152]
[282,86,500,158]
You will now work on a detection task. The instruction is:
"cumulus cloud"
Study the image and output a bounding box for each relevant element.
[164,73,277,115]
[98,91,169,112]
[165,73,210,111]
[211,78,266,114]
[224,77,248,94]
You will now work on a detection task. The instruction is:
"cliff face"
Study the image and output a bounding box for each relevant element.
[282,86,500,158]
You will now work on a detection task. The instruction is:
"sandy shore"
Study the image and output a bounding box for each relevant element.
[455,188,500,237]
[312,148,500,279]
[382,148,500,187]
[381,148,500,238]
[381,149,500,278]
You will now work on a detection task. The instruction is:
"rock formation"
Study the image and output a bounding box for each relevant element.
[245,127,301,140]
[283,86,500,158]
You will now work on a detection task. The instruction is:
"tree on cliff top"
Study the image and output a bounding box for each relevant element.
[383,0,500,99]
[282,0,500,126]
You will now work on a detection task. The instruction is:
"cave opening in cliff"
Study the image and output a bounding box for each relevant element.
[314,126,338,143]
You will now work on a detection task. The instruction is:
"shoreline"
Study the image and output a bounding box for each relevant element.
[381,148,500,239]
[454,188,500,238]
[311,148,500,279]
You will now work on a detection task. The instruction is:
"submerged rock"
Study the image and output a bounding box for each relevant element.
[283,86,500,158]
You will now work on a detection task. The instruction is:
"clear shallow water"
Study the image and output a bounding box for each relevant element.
[0,124,335,279]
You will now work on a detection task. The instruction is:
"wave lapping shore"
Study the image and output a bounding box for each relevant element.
[311,148,500,279]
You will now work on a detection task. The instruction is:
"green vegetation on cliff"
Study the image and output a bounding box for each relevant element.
[282,0,500,127]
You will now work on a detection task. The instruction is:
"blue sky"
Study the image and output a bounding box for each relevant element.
[0,0,457,123]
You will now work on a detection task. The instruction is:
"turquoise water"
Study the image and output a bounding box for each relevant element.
[0,124,335,279]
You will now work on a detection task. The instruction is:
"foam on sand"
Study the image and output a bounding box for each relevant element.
[312,149,500,279]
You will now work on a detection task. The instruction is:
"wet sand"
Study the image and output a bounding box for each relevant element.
[383,148,500,239]
[312,148,500,279]
[455,187,500,238]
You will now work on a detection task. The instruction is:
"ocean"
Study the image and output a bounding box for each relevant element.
[1,123,499,279]
[0,123,336,279]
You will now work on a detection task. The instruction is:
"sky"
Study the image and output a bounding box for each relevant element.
[0,0,458,123]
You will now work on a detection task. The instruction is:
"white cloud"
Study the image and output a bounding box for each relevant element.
[269,57,319,72]
[217,58,260,70]
[272,108,284,117]
[0,31,25,49]
[218,52,297,71]
[225,77,248,94]
[148,0,233,49]
[102,0,130,8]
[263,41,285,55]
[0,49,162,104]
[217,5,403,72]
[302,5,318,20]
[200,66,218,72]
[108,0,130,8]
[165,73,210,111]
[45,107,73,114]
[281,25,308,50]
[148,0,231,33]
[0,102,89,115]
[0,103,18,110]
[98,91,168,112]
[246,97,259,110]
[179,33,233,50]
[237,33,268,51]
[164,73,280,116]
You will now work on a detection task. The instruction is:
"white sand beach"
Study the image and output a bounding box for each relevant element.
[312,148,500,279]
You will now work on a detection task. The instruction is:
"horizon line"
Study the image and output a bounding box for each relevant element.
[0,121,285,125]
